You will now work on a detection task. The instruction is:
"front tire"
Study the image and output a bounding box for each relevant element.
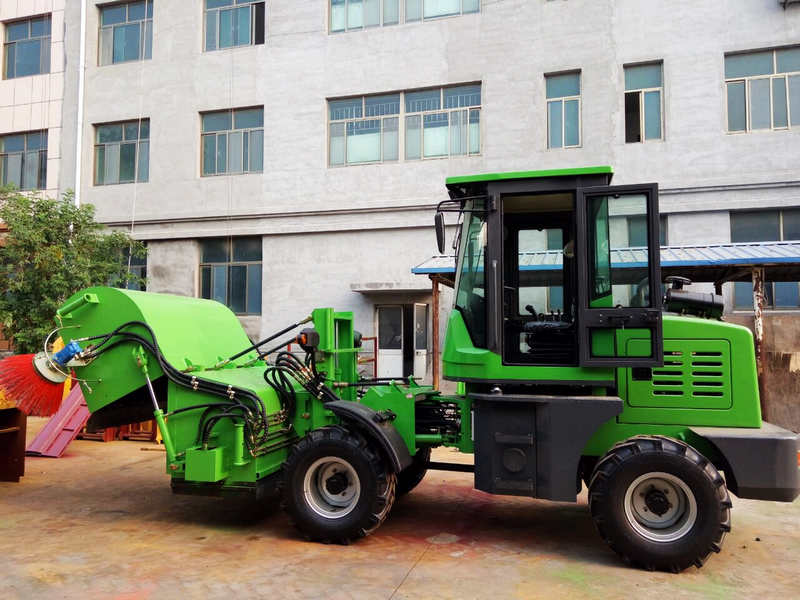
[588,436,731,572]
[282,426,396,543]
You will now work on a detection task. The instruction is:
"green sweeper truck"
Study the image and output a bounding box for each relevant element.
[37,168,798,572]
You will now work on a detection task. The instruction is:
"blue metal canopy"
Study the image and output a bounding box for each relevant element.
[412,241,800,283]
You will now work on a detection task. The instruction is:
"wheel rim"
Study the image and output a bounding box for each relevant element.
[303,456,361,519]
[623,471,698,543]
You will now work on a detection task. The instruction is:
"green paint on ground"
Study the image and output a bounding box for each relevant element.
[679,573,742,600]
[552,564,590,589]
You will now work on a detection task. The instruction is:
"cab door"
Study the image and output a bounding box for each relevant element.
[575,184,663,367]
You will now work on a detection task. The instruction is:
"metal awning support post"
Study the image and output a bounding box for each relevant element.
[752,267,768,420]
[430,275,440,390]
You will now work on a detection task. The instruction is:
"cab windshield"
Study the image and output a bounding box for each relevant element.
[453,198,487,348]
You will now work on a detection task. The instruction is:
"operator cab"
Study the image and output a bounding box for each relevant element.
[437,167,663,375]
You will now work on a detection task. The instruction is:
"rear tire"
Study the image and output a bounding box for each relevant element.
[588,435,731,572]
[281,426,396,543]
[397,446,431,496]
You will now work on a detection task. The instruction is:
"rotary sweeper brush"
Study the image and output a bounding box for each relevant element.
[33,169,799,573]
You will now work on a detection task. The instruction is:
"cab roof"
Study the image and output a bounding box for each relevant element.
[445,166,613,186]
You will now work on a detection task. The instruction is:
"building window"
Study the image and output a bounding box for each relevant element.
[546,72,580,148]
[405,85,481,159]
[625,214,668,247]
[407,0,480,21]
[94,119,150,185]
[3,15,51,79]
[122,246,147,291]
[99,1,153,66]
[204,0,265,52]
[725,47,800,133]
[731,210,800,309]
[331,0,398,30]
[329,95,399,165]
[0,131,48,190]
[201,107,264,176]
[330,0,478,32]
[624,62,663,142]
[328,84,480,166]
[200,237,262,315]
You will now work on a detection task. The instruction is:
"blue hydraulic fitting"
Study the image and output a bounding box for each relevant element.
[53,340,83,366]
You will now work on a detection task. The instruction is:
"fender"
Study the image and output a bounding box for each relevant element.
[326,400,413,473]
[690,422,800,502]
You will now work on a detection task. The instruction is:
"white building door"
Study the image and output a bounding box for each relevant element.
[413,303,428,379]
[377,306,403,378]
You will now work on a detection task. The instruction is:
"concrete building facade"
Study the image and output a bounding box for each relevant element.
[14,0,800,379]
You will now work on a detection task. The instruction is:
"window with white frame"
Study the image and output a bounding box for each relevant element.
[624,62,663,143]
[330,0,479,32]
[3,15,50,79]
[725,47,800,133]
[94,119,150,185]
[546,72,580,149]
[328,84,480,166]
[408,0,480,21]
[200,237,262,315]
[99,1,153,66]
[406,85,481,159]
[329,95,400,165]
[731,210,800,309]
[205,0,265,52]
[0,131,48,190]
[201,107,264,176]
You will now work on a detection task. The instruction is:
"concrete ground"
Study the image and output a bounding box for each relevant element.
[1,418,798,599]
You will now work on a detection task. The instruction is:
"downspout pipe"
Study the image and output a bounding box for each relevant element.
[74,0,87,207]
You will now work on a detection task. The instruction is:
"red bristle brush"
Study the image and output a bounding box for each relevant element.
[0,353,68,417]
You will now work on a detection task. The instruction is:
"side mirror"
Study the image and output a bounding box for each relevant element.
[434,212,446,254]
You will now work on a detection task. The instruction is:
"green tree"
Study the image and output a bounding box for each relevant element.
[0,188,146,353]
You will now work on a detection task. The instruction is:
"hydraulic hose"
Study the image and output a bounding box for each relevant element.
[82,321,269,455]
[82,319,343,456]
[263,349,340,406]
[228,316,312,363]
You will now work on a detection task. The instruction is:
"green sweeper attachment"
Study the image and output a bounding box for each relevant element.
[45,286,437,544]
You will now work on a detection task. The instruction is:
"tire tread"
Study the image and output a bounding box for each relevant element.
[279,425,396,544]
[588,435,731,572]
